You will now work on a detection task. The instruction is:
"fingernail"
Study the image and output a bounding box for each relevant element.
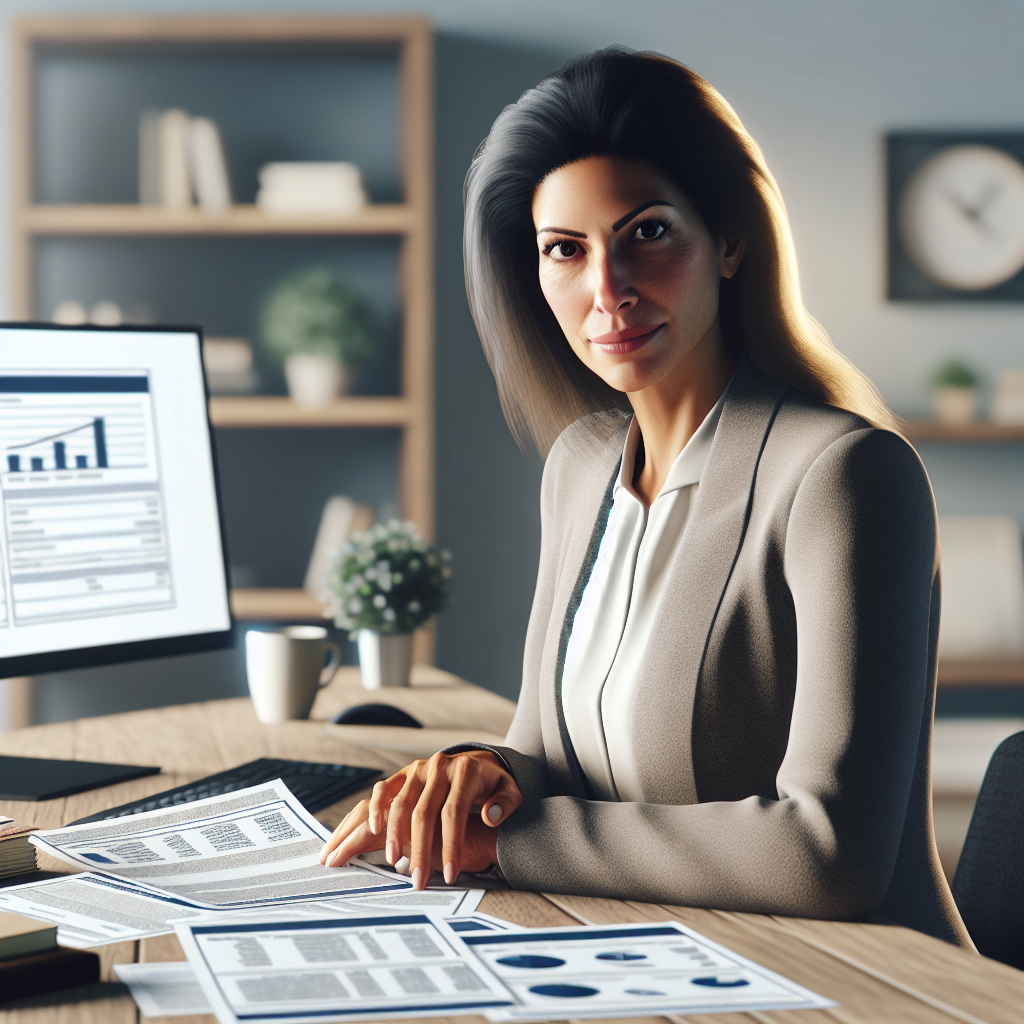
[395,855,411,876]
[486,804,503,824]
[386,842,396,865]
[443,861,456,885]
[411,867,422,890]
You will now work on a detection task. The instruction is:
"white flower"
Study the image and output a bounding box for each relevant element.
[364,566,378,581]
[407,600,421,614]
[378,573,392,593]
[382,608,396,623]
[372,594,387,609]
[348,598,362,614]
[350,574,364,590]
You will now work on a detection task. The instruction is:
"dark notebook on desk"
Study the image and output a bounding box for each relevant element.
[0,755,159,802]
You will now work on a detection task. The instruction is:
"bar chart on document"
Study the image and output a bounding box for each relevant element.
[0,373,174,626]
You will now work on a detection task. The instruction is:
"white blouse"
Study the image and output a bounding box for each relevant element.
[561,386,728,801]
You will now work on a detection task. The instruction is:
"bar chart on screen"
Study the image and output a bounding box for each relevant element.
[0,373,176,626]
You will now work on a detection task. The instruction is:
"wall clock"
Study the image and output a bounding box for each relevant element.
[887,132,1024,300]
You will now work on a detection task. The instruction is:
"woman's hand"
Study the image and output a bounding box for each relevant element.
[318,750,522,889]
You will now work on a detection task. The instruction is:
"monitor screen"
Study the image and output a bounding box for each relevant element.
[0,324,233,677]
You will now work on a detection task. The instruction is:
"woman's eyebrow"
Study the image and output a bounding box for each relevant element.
[612,199,674,232]
[536,226,586,238]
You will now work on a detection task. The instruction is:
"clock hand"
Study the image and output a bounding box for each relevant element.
[942,188,996,236]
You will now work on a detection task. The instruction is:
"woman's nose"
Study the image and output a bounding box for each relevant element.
[593,253,638,314]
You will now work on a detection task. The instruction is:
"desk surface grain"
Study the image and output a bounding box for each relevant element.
[1,665,1020,1024]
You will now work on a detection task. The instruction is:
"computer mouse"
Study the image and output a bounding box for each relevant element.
[333,703,423,728]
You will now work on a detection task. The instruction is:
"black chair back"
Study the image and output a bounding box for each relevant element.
[951,730,1024,969]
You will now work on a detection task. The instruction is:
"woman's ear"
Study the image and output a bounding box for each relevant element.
[719,234,746,279]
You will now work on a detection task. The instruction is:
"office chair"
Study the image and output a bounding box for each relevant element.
[950,730,1024,969]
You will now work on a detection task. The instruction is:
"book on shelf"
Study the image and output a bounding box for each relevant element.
[0,820,38,881]
[188,117,233,213]
[139,109,232,212]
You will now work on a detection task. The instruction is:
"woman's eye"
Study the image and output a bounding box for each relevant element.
[544,240,580,260]
[634,219,667,241]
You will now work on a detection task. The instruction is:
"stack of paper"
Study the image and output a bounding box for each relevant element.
[0,782,480,949]
[0,817,37,880]
[257,163,367,215]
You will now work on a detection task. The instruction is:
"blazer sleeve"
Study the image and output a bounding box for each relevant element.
[489,428,940,920]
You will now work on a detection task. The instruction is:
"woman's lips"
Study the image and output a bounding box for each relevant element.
[588,323,664,354]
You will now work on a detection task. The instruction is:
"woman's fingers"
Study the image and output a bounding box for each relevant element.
[321,799,371,866]
[408,754,454,888]
[385,762,428,867]
[479,770,523,828]
[325,817,386,868]
[367,772,408,836]
[439,754,478,883]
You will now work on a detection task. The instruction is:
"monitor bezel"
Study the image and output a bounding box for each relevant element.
[0,321,235,678]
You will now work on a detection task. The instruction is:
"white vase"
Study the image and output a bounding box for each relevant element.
[933,386,978,425]
[358,630,413,689]
[284,353,353,407]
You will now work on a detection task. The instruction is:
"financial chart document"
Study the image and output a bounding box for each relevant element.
[0,328,230,662]
[0,373,173,624]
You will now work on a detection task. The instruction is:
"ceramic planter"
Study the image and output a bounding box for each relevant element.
[933,386,978,425]
[284,353,354,407]
[357,630,413,689]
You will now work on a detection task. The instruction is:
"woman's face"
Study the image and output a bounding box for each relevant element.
[532,156,743,396]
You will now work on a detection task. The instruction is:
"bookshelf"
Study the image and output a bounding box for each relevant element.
[10,16,436,655]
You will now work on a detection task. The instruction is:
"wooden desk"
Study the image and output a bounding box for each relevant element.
[1,667,1021,1024]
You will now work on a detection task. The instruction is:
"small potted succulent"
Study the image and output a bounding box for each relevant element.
[930,359,980,425]
[326,520,452,688]
[260,267,374,407]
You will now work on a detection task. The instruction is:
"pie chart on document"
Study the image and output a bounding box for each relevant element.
[528,984,600,998]
[496,955,565,969]
[692,975,750,988]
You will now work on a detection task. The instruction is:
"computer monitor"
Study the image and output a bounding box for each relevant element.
[0,323,233,678]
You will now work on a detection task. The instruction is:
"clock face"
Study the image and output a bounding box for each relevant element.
[899,144,1024,290]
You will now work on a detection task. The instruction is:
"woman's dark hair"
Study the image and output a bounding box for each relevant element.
[464,47,897,453]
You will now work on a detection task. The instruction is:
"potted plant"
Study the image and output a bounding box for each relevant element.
[929,359,980,425]
[326,520,452,688]
[260,267,373,406]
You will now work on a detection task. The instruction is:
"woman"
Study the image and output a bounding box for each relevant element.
[321,48,970,947]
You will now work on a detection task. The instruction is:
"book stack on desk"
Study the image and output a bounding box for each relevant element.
[0,910,100,1003]
[0,818,37,880]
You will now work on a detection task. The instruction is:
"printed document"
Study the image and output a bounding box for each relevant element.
[0,869,484,948]
[176,912,515,1023]
[177,914,834,1024]
[465,921,835,1020]
[28,781,411,910]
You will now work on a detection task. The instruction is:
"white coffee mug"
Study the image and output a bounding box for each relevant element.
[245,626,341,724]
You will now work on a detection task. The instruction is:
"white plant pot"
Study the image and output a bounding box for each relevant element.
[284,353,353,407]
[933,386,978,425]
[358,630,413,689]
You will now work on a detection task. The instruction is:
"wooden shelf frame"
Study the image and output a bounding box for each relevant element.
[21,203,415,236]
[11,15,437,660]
[208,396,413,429]
[902,420,1024,443]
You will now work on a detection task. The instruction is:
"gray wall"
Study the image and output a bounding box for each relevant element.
[1,0,1023,720]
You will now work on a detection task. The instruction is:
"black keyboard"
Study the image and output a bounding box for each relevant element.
[68,758,381,826]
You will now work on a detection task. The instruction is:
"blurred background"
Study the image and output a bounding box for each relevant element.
[1,0,1023,879]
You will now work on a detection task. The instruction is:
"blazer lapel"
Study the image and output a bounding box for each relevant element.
[631,360,788,805]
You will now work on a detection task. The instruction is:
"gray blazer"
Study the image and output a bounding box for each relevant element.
[463,359,971,947]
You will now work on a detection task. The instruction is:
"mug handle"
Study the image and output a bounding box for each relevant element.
[319,642,342,687]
